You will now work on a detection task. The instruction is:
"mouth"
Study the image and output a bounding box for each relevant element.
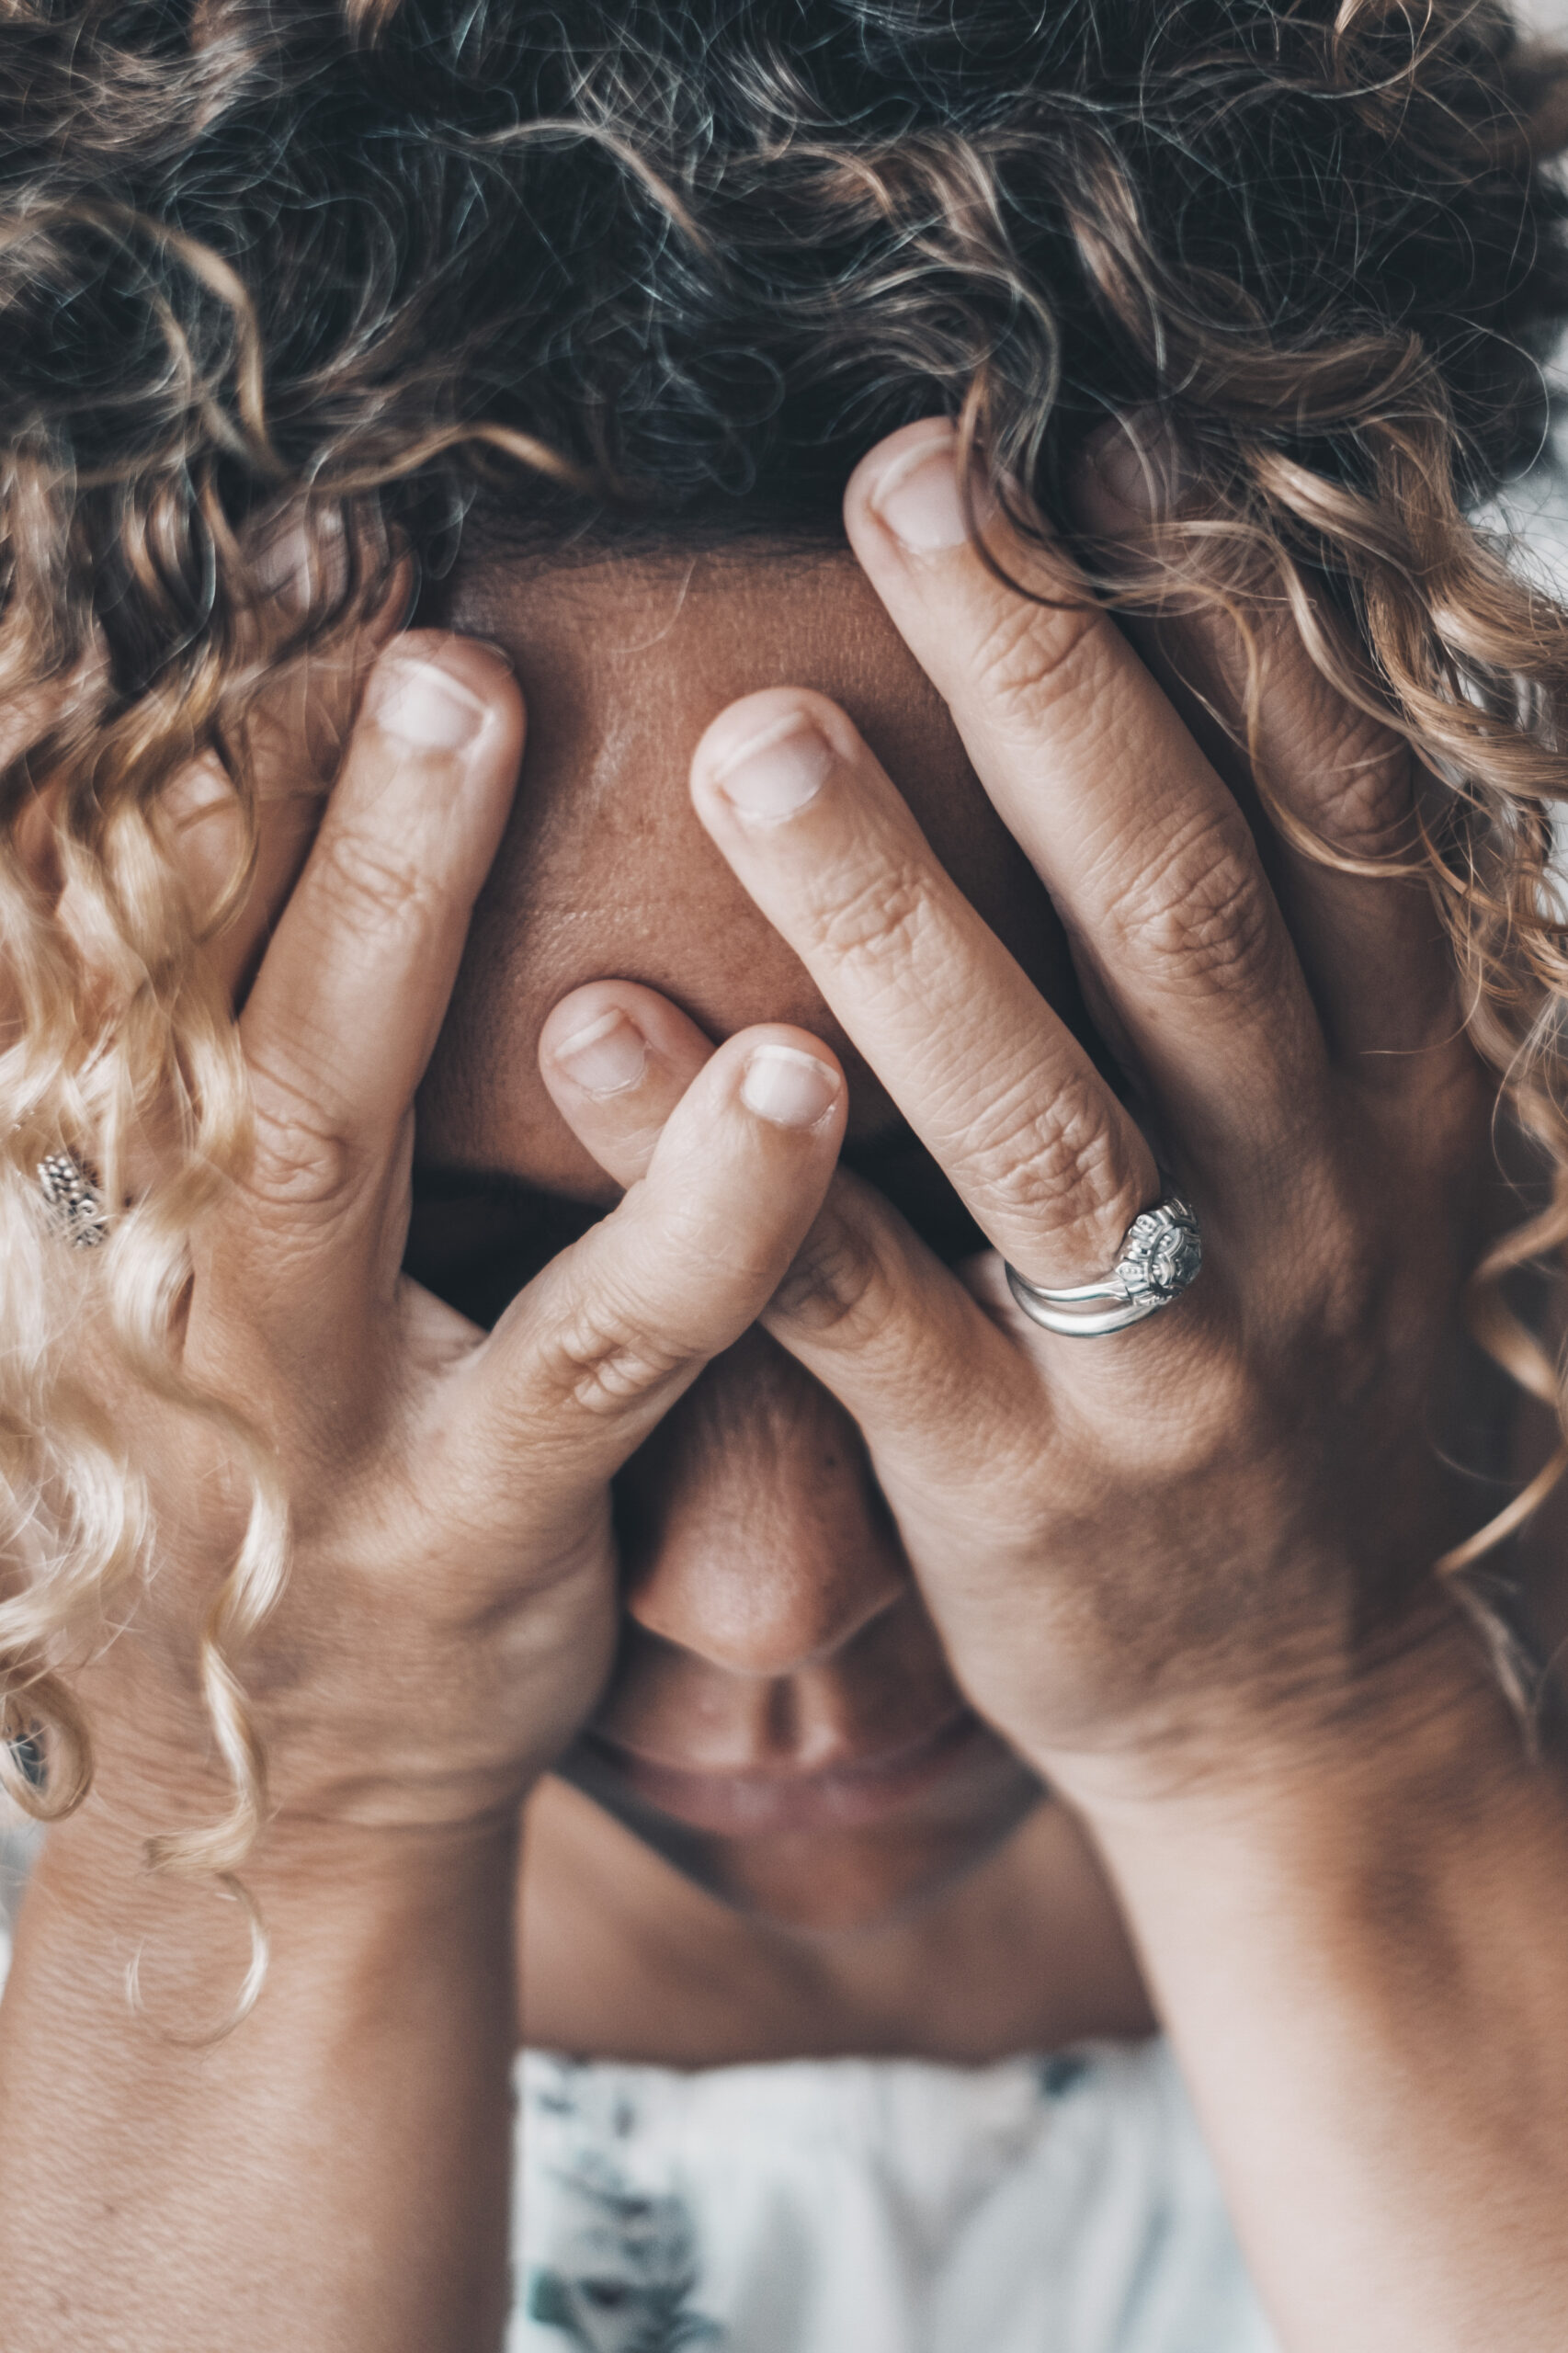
[572,1707,993,1836]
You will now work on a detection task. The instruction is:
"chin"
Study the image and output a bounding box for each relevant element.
[558,1741,1044,1936]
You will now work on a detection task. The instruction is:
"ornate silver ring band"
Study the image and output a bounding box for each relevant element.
[1005,1189,1202,1339]
[38,1150,109,1249]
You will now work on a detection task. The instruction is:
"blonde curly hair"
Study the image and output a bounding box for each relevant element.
[5,0,1568,1902]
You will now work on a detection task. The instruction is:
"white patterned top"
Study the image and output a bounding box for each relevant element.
[511,2038,1278,2353]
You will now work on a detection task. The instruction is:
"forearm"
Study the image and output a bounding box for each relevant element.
[1069,1639,1568,2353]
[0,1790,522,2353]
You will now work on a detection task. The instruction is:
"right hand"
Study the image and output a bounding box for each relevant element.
[78,629,846,1847]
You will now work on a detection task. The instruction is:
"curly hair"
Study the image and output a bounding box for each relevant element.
[4,0,1568,1896]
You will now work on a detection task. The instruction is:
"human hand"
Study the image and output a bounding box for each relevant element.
[76,626,848,1853]
[548,418,1505,1811]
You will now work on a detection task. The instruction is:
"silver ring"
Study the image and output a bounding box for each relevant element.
[1005,1189,1201,1338]
[38,1150,108,1249]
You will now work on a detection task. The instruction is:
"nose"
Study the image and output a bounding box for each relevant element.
[615,1327,910,1677]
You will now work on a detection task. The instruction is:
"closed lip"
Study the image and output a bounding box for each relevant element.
[575,1708,987,1836]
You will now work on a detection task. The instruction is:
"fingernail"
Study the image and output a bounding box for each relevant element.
[711,715,833,824]
[253,507,345,615]
[1083,415,1189,525]
[870,433,969,552]
[366,659,487,752]
[461,635,517,675]
[741,1045,841,1129]
[552,1009,649,1098]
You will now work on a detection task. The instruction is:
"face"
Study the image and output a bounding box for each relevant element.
[409,535,1079,1932]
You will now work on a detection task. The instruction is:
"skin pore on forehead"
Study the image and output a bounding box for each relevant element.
[415,532,1076,1200]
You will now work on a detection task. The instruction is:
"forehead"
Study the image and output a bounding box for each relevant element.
[417,538,1063,1196]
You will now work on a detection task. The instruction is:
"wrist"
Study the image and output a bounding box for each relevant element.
[1030,1596,1522,1839]
[3,1754,524,2353]
[31,1755,528,2003]
[1041,1607,1568,2353]
[55,1597,574,1856]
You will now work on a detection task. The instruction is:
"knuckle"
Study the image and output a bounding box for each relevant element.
[315,826,448,944]
[769,1207,896,1339]
[970,597,1109,733]
[805,858,932,976]
[1105,811,1279,998]
[243,1059,360,1209]
[1294,711,1412,861]
[1005,1100,1121,1219]
[983,1081,1138,1267]
[533,1278,696,1420]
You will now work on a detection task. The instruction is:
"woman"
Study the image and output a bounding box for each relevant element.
[2,2,1568,2346]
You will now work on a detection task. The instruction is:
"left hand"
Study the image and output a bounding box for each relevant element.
[545,416,1507,1803]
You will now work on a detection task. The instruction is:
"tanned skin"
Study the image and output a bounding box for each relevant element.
[4,424,1568,2352]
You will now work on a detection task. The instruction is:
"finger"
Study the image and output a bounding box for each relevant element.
[214,634,522,1341]
[437,1023,846,1536]
[163,546,414,1005]
[689,684,1156,1289]
[1074,429,1458,1070]
[760,1170,1058,1527]
[1163,624,1458,1074]
[843,420,1330,1169]
[539,980,717,1188]
[161,747,324,1002]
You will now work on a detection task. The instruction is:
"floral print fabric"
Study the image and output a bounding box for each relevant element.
[511,2040,1278,2353]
